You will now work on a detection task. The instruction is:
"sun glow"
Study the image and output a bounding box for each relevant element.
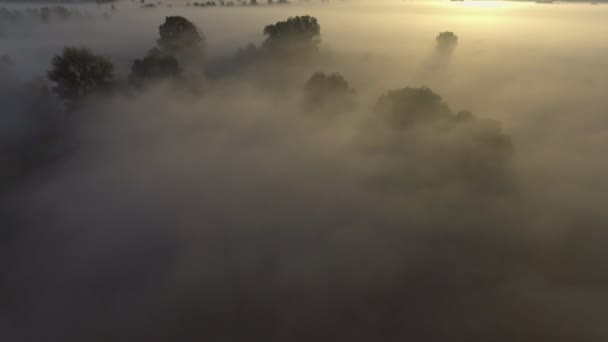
[458,1,517,9]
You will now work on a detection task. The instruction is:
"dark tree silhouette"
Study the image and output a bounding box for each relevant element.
[263,15,321,56]
[303,72,355,113]
[372,86,513,193]
[157,16,204,63]
[375,87,452,127]
[129,48,181,88]
[47,47,114,106]
[436,31,458,54]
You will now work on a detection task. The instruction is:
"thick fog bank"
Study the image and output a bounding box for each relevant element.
[1,1,608,341]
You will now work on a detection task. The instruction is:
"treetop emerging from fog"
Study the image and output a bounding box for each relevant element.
[375,87,453,128]
[436,31,458,54]
[129,48,181,89]
[263,15,321,55]
[158,16,204,62]
[47,47,113,106]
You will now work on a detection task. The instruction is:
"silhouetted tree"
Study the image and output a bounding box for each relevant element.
[372,86,513,193]
[263,15,321,57]
[436,31,458,54]
[303,72,355,113]
[47,47,114,106]
[375,87,452,127]
[157,16,204,64]
[129,48,181,88]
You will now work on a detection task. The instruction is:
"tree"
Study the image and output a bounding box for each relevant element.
[128,48,181,88]
[157,16,204,63]
[262,15,321,56]
[303,72,355,113]
[372,86,514,193]
[374,87,452,128]
[436,31,458,54]
[47,47,114,106]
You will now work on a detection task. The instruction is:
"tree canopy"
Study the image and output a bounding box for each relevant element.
[436,31,458,54]
[129,48,181,88]
[157,16,204,63]
[375,87,452,127]
[303,72,355,113]
[47,47,114,105]
[263,15,321,56]
[372,86,513,193]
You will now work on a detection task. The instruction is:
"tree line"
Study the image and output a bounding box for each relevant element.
[2,14,510,196]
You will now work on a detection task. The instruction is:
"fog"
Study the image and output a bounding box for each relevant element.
[2,1,608,341]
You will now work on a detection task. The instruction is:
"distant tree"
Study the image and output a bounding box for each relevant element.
[263,15,321,56]
[303,72,355,113]
[372,86,514,193]
[157,16,204,63]
[128,48,181,88]
[436,31,458,54]
[375,87,452,128]
[47,47,114,106]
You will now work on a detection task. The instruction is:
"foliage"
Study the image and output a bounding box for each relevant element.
[375,87,452,127]
[47,46,114,105]
[157,16,204,62]
[129,48,181,88]
[436,31,458,54]
[373,86,513,193]
[263,15,321,56]
[303,72,355,113]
